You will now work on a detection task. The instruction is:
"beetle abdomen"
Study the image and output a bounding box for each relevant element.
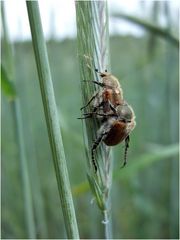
[103,121,128,146]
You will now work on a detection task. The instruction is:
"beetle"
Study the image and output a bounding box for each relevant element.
[89,102,136,172]
[80,69,124,118]
[79,69,136,172]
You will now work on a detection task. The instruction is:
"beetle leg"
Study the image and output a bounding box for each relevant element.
[121,135,130,168]
[92,112,115,118]
[91,118,115,172]
[80,92,98,110]
[93,80,113,89]
[96,113,115,117]
[79,99,106,119]
[77,111,97,119]
[91,131,108,172]
[80,99,117,119]
[78,105,99,119]
[86,100,117,118]
[77,114,93,119]
[78,110,116,119]
[108,100,118,115]
[92,81,106,87]
[84,79,114,89]
[82,80,105,88]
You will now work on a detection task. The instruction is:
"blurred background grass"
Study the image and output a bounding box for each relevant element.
[1,1,179,239]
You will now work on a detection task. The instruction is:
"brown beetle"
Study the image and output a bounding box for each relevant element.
[81,69,124,118]
[91,103,136,172]
[79,70,136,172]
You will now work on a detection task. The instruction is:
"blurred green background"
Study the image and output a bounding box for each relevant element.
[1,2,179,239]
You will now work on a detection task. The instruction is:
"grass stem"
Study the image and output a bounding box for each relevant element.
[26,2,79,239]
[1,2,36,238]
[75,1,112,238]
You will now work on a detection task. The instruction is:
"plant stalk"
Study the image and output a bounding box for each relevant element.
[1,2,36,238]
[12,101,36,238]
[75,1,112,238]
[26,2,79,239]
[112,13,179,47]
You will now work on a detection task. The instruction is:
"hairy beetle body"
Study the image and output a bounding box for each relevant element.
[79,69,136,172]
[81,71,124,117]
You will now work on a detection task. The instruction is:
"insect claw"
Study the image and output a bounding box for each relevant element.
[83,113,92,115]
[120,161,127,169]
[77,117,84,119]
[77,113,93,119]
[91,152,97,173]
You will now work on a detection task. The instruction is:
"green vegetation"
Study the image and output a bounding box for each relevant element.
[26,2,79,238]
[1,2,36,238]
[75,1,112,238]
[1,1,179,237]
[2,35,178,238]
[1,64,16,100]
[113,13,179,48]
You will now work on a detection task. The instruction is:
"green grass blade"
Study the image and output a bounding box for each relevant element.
[73,143,179,195]
[112,13,179,48]
[114,143,179,179]
[11,101,36,238]
[1,64,16,100]
[1,2,36,238]
[75,1,112,238]
[26,2,79,239]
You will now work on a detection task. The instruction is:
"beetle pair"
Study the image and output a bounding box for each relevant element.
[79,69,136,172]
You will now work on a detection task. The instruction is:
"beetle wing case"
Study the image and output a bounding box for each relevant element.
[103,121,128,146]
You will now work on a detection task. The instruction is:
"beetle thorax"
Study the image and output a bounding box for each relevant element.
[102,74,120,89]
[117,104,134,121]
